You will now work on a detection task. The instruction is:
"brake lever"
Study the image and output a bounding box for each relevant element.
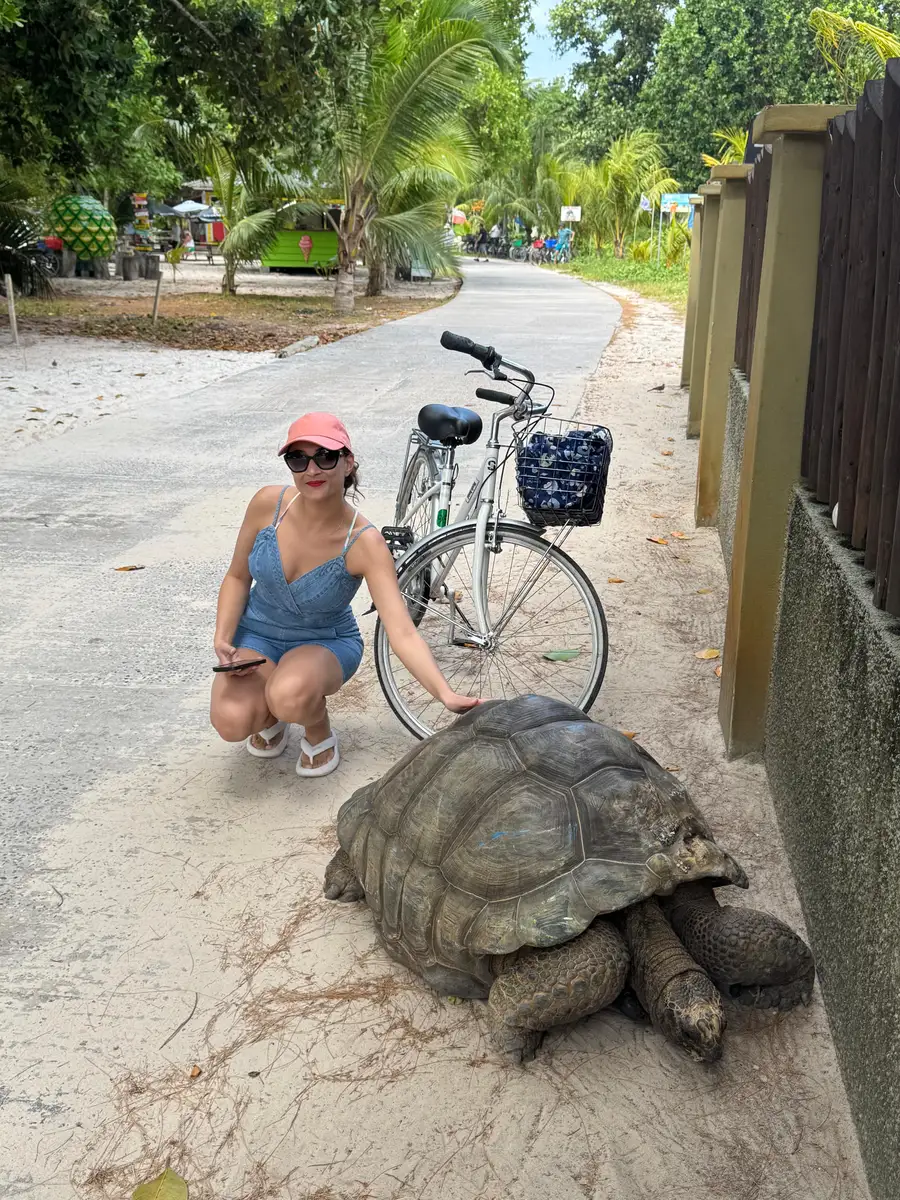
[465,367,511,382]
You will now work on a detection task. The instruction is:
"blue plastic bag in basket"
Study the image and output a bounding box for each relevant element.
[517,426,612,522]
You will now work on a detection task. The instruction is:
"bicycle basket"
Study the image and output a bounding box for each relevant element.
[515,416,613,528]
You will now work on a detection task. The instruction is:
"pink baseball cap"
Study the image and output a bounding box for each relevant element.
[278,412,352,455]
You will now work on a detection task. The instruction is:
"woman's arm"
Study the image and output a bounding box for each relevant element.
[359,533,481,713]
[214,487,279,666]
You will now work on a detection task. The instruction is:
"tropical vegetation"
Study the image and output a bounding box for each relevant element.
[2,0,900,314]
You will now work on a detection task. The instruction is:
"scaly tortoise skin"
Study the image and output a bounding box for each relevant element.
[324,696,814,1061]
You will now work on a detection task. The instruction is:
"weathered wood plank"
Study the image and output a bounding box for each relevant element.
[837,87,882,536]
[854,72,897,550]
[802,126,838,482]
[816,115,855,502]
[867,59,900,577]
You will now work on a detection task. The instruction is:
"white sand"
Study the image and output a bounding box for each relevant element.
[0,334,273,448]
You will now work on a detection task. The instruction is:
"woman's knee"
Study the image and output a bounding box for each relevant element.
[265,674,324,720]
[210,699,260,742]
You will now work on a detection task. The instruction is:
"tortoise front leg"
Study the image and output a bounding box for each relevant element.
[323,847,365,903]
[486,919,629,1063]
[622,898,725,1063]
[664,883,815,1012]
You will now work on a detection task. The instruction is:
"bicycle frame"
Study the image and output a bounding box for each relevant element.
[396,367,571,641]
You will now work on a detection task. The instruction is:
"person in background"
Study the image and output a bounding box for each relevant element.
[488,221,502,251]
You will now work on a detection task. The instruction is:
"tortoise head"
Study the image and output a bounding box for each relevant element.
[647,833,748,894]
[655,972,726,1064]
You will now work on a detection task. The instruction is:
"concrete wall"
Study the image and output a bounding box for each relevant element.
[718,368,749,574]
[767,488,900,1200]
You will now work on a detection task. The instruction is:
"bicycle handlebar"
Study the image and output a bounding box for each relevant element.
[440,330,500,369]
[475,387,516,404]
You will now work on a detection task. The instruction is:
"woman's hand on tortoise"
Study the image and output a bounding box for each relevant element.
[440,691,483,714]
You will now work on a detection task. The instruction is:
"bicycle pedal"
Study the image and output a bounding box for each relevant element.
[381,525,415,557]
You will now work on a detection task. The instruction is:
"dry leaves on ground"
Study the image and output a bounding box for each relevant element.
[647,536,668,545]
[695,648,720,661]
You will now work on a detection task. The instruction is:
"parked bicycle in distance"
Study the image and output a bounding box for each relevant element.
[376,332,613,739]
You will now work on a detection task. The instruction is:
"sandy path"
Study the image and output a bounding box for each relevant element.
[0,265,868,1200]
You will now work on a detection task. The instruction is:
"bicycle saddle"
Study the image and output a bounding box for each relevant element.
[417,404,483,446]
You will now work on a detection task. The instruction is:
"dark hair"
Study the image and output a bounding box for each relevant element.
[344,458,362,500]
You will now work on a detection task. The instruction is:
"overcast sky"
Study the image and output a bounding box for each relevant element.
[524,0,579,81]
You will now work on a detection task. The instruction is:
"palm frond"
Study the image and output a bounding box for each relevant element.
[0,179,52,297]
[809,8,900,99]
[369,203,460,275]
[222,208,282,266]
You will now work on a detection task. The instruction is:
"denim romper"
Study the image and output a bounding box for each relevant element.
[233,486,372,680]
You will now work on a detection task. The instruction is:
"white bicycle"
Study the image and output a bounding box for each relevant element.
[375,330,611,739]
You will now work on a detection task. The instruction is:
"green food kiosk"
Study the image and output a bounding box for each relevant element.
[261,206,342,273]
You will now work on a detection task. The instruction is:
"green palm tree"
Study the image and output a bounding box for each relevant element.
[142,122,307,295]
[701,127,749,168]
[578,132,678,258]
[809,8,900,103]
[0,177,52,297]
[483,148,577,237]
[315,0,512,313]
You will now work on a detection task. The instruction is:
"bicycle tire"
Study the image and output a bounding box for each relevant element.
[393,447,438,624]
[394,446,438,533]
[375,521,608,739]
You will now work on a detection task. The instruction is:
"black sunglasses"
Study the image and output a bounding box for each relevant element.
[283,447,347,473]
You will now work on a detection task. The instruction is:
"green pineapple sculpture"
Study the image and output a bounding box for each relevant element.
[49,195,116,261]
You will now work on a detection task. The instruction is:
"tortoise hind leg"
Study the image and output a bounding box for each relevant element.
[486,919,629,1063]
[323,848,365,903]
[664,883,815,1012]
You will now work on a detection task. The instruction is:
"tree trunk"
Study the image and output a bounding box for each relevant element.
[334,261,355,313]
[365,252,388,297]
[222,255,237,295]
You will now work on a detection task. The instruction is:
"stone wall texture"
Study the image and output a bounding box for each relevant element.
[767,488,900,1200]
[718,368,748,573]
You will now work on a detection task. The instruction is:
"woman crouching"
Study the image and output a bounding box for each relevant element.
[210,412,479,776]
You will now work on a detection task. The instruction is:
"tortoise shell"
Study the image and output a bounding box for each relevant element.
[336,696,747,998]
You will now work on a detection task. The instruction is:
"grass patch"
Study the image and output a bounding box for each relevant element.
[556,251,690,313]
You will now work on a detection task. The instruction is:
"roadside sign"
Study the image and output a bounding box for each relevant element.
[660,193,693,214]
[560,205,582,221]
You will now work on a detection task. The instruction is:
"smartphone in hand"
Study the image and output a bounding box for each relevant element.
[212,658,267,673]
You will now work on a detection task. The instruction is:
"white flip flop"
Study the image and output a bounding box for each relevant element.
[246,720,293,758]
[296,731,340,777]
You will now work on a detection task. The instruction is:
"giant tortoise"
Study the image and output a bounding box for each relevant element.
[324,696,814,1061]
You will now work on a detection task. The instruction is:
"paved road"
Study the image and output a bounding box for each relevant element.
[0,262,619,965]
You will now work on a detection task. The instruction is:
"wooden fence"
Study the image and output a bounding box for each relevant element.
[801,63,900,616]
[733,145,772,378]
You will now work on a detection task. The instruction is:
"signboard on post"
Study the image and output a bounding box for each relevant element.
[660,193,693,214]
[560,205,582,222]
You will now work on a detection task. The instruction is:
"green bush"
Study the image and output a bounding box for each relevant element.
[558,247,690,312]
[629,238,651,262]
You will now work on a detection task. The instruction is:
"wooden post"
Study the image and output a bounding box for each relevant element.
[695,165,752,526]
[4,274,18,347]
[686,183,721,438]
[680,198,704,388]
[719,104,850,756]
[151,272,163,324]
